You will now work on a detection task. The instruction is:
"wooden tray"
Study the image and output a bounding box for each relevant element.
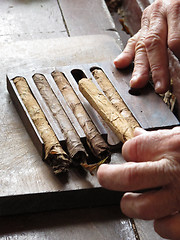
[5,61,179,216]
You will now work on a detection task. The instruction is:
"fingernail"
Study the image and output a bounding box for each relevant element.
[130,76,138,87]
[155,81,161,92]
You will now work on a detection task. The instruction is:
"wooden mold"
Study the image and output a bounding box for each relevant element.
[6,62,179,216]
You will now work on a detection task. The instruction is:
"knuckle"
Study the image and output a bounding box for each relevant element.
[133,62,146,71]
[150,63,163,73]
[144,33,162,50]
[152,1,164,13]
[143,6,150,16]
[135,39,146,52]
[141,7,150,23]
[127,36,137,46]
[125,167,135,186]
[167,1,180,15]
[124,164,139,187]
[168,37,180,53]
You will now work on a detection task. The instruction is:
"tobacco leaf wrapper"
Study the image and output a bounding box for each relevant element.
[79,78,134,143]
[33,74,87,166]
[13,77,71,174]
[51,70,110,162]
[92,69,139,129]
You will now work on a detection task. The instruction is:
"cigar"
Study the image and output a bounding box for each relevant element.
[51,70,110,161]
[79,78,134,143]
[33,73,88,166]
[92,69,139,129]
[13,77,71,174]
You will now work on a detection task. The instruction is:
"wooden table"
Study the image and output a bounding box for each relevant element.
[0,1,164,239]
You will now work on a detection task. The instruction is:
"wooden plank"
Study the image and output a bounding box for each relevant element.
[0,0,162,239]
[6,61,178,214]
[0,35,120,73]
[0,0,67,42]
[59,0,120,41]
[109,63,179,129]
[0,35,120,196]
[0,206,137,240]
[0,34,139,239]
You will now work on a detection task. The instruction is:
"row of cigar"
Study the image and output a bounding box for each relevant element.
[13,69,139,175]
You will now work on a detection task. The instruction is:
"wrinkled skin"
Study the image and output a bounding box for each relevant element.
[98,127,180,239]
[98,0,180,239]
[114,0,180,94]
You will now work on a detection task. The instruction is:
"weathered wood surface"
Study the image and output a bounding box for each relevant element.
[0,206,137,240]
[59,0,118,37]
[0,0,164,239]
[0,31,138,240]
[0,35,120,195]
[0,33,140,240]
[0,0,68,41]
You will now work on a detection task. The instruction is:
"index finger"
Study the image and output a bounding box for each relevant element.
[97,160,170,192]
[144,2,170,93]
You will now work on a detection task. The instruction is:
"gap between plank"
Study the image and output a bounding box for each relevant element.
[57,0,70,37]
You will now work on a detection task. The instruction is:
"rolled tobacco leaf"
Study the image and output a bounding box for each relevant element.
[92,69,139,129]
[79,78,134,143]
[13,77,71,174]
[51,71,110,172]
[33,73,87,166]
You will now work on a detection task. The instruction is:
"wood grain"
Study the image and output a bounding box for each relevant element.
[0,0,165,239]
[0,35,138,238]
[0,206,137,240]
[59,0,119,38]
[0,35,121,196]
[0,0,67,42]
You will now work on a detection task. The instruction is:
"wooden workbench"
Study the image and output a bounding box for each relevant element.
[0,0,164,239]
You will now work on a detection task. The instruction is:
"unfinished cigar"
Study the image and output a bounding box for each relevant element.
[13,77,71,174]
[51,70,110,163]
[92,69,139,129]
[79,78,134,143]
[33,73,87,166]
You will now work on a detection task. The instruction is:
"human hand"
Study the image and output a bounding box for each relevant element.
[97,127,180,239]
[114,0,180,94]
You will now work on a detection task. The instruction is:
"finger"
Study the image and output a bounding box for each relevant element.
[122,130,159,163]
[167,0,180,60]
[130,38,150,88]
[154,212,180,240]
[97,159,170,192]
[114,32,139,69]
[122,128,173,163]
[121,188,179,220]
[144,2,170,93]
[123,127,180,163]
[130,8,151,88]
